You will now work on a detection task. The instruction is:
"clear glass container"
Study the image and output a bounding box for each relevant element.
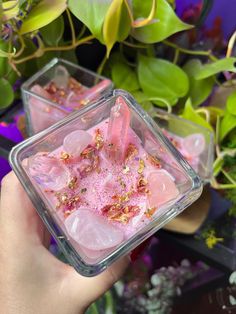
[150,108,214,183]
[21,58,113,135]
[9,90,202,277]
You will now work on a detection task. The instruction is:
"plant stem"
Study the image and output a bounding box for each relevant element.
[164,40,218,61]
[222,169,236,185]
[123,40,147,49]
[173,48,180,64]
[13,35,95,64]
[66,9,76,46]
[97,53,107,76]
[14,34,25,58]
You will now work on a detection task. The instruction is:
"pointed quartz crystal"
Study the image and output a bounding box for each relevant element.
[64,209,124,250]
[106,96,131,162]
[65,79,111,109]
[54,65,69,89]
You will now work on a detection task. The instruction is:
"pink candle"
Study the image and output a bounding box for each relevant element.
[24,97,181,260]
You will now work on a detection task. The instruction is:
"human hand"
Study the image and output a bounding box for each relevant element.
[0,172,129,314]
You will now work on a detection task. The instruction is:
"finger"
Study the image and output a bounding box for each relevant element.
[0,171,45,244]
[66,255,130,309]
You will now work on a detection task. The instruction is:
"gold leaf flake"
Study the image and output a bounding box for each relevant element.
[138,159,145,174]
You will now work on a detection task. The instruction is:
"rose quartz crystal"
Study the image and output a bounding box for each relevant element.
[148,170,179,207]
[182,134,205,157]
[28,153,70,190]
[65,209,124,250]
[106,96,131,161]
[65,79,111,109]
[162,130,205,172]
[63,130,92,156]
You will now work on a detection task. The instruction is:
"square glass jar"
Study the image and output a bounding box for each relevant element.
[10,90,202,277]
[21,58,113,135]
[150,108,214,182]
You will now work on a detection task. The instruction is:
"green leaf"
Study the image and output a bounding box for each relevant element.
[85,302,99,314]
[19,0,67,35]
[181,98,213,131]
[213,157,224,177]
[40,15,64,46]
[131,0,192,43]
[36,51,61,69]
[131,91,153,111]
[111,62,139,92]
[68,0,111,42]
[0,78,14,108]
[0,40,10,76]
[220,111,236,142]
[195,57,236,80]
[183,59,214,107]
[226,90,236,116]
[2,1,19,21]
[138,54,189,106]
[103,0,131,57]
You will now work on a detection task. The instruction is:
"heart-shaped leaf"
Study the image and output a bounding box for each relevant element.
[181,98,213,131]
[183,59,214,107]
[195,57,236,80]
[103,0,131,57]
[131,0,192,43]
[226,90,236,116]
[111,61,139,92]
[0,78,14,108]
[40,15,64,46]
[19,0,67,35]
[68,0,111,42]
[220,111,236,142]
[138,54,189,106]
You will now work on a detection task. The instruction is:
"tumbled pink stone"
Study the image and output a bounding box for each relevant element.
[63,130,92,156]
[30,84,52,101]
[65,209,124,250]
[148,170,179,207]
[28,153,70,190]
[29,84,67,133]
[182,133,205,158]
[106,96,131,161]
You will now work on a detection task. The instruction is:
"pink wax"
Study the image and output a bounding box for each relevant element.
[25,98,181,260]
[162,129,205,173]
[28,66,111,133]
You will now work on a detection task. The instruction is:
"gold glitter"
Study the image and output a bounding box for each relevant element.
[145,207,157,218]
[148,154,162,168]
[80,99,89,106]
[122,165,130,174]
[137,176,148,193]
[59,90,65,97]
[94,129,104,150]
[138,159,145,174]
[60,152,71,162]
[68,176,78,189]
[125,143,138,162]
